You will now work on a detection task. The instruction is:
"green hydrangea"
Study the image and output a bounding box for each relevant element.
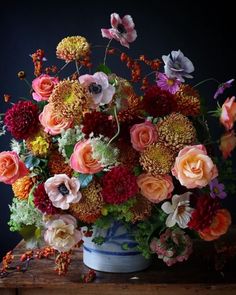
[8,198,43,232]
[90,136,119,170]
[57,126,84,160]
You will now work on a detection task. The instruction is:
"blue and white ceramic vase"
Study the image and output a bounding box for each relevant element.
[82,221,151,273]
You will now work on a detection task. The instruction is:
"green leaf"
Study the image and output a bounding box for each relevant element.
[19,225,37,240]
[77,174,93,188]
[37,101,48,111]
[92,236,105,245]
[133,166,142,176]
[64,144,74,158]
[96,63,112,75]
[25,155,40,169]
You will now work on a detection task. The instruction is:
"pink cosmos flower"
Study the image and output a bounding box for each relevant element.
[32,74,59,102]
[101,13,137,48]
[44,174,82,210]
[156,72,181,94]
[220,96,236,131]
[79,72,115,109]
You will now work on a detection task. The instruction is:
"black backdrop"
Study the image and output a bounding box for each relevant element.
[0,0,235,259]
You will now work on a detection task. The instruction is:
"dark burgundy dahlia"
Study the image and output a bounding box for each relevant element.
[142,85,176,117]
[101,165,138,204]
[34,183,59,215]
[4,100,39,139]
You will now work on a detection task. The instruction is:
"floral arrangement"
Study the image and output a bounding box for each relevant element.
[0,12,235,274]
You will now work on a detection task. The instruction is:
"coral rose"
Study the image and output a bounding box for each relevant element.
[44,214,82,252]
[137,173,174,203]
[39,103,73,135]
[199,209,231,241]
[220,96,236,130]
[0,151,28,184]
[70,140,102,174]
[172,145,218,189]
[130,121,158,151]
[219,131,236,159]
[32,74,59,102]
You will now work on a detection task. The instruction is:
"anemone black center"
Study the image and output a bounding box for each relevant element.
[117,24,126,34]
[89,83,102,94]
[58,183,69,196]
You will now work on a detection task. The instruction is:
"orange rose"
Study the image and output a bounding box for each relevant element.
[220,96,236,130]
[0,151,28,184]
[172,145,218,189]
[70,140,102,174]
[137,173,174,203]
[39,103,73,135]
[199,209,231,241]
[219,131,236,159]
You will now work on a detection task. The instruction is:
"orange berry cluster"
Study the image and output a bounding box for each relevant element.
[81,269,96,283]
[120,52,142,82]
[80,55,92,68]
[31,49,46,77]
[45,65,58,75]
[35,247,56,259]
[20,250,34,262]
[55,252,72,276]
[1,251,14,272]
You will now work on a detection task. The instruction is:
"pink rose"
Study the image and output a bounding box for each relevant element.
[44,214,82,252]
[219,131,236,159]
[32,74,59,102]
[0,151,28,184]
[172,145,218,189]
[220,96,236,130]
[137,173,174,203]
[130,121,158,151]
[39,103,73,135]
[70,140,102,174]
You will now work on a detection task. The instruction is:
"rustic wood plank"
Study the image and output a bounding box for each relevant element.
[0,289,16,295]
[0,226,236,294]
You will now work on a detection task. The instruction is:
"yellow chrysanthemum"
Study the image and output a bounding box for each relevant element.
[157,112,197,153]
[49,80,89,121]
[27,134,50,157]
[69,182,104,224]
[140,143,174,175]
[12,176,34,200]
[56,36,90,62]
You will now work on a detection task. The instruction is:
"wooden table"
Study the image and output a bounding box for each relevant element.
[1,228,236,295]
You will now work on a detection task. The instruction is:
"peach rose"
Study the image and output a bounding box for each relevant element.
[70,140,102,174]
[39,103,73,135]
[44,214,82,252]
[220,96,236,130]
[199,209,231,241]
[137,173,174,203]
[219,131,236,159]
[32,74,59,102]
[130,121,158,151]
[0,151,28,184]
[172,145,218,189]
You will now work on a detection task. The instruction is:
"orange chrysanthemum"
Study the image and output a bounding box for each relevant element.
[69,182,103,224]
[12,176,35,200]
[48,150,73,177]
[130,195,152,223]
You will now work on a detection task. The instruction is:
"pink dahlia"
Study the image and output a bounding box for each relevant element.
[34,183,59,215]
[102,165,138,204]
[4,101,39,139]
[101,13,137,48]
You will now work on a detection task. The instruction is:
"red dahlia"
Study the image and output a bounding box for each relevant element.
[82,111,116,138]
[102,166,138,204]
[34,183,59,215]
[188,194,221,231]
[142,85,176,117]
[4,101,39,139]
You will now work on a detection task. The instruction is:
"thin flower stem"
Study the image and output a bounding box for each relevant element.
[107,106,120,146]
[75,60,80,74]
[103,39,112,65]
[0,113,5,116]
[193,78,220,88]
[24,79,32,89]
[56,62,70,75]
[204,139,220,146]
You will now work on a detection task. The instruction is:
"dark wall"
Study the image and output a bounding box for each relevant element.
[0,0,235,259]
